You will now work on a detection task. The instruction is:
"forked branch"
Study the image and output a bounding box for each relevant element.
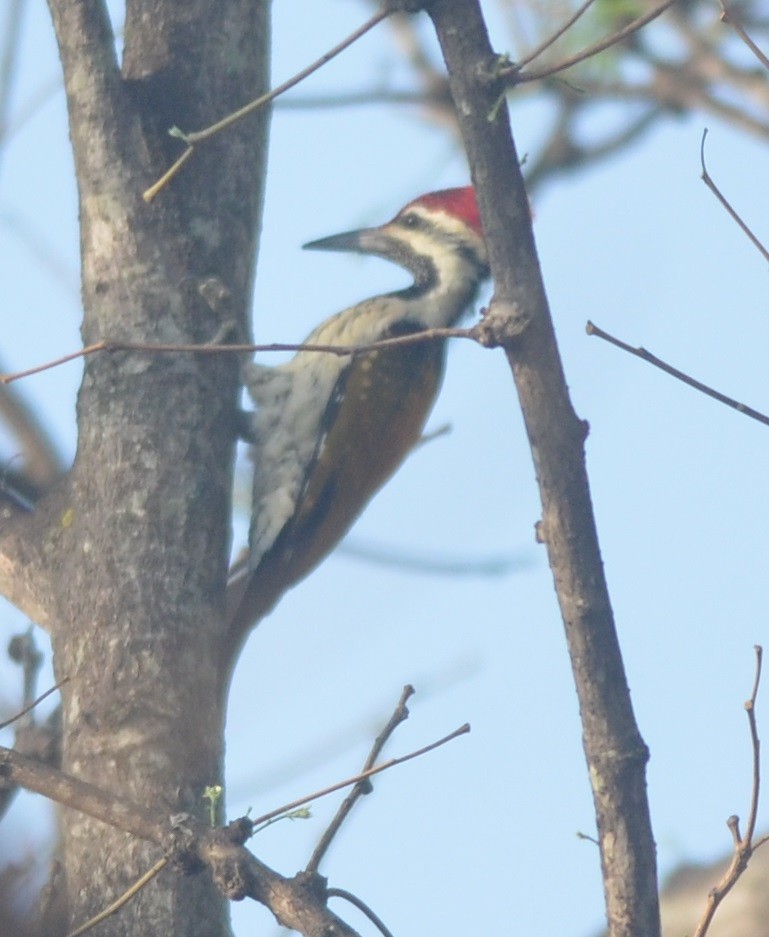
[693,647,764,937]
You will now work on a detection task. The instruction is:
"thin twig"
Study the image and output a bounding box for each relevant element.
[743,646,763,846]
[64,857,168,937]
[183,10,388,147]
[753,831,769,851]
[248,723,470,829]
[0,745,365,937]
[0,640,63,825]
[326,888,395,937]
[0,677,69,731]
[719,1,769,70]
[700,129,769,264]
[1,340,109,384]
[0,327,476,385]
[143,8,389,202]
[141,147,194,203]
[513,0,679,83]
[276,88,443,110]
[5,720,468,843]
[307,686,414,873]
[515,0,599,72]
[338,539,527,577]
[586,321,769,427]
[416,422,451,446]
[692,646,763,937]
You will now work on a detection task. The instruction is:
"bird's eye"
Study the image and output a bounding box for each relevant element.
[399,212,422,228]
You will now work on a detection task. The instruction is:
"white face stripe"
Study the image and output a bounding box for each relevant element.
[373,206,488,314]
[397,204,486,260]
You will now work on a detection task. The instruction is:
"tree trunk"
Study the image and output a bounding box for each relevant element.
[39,2,270,933]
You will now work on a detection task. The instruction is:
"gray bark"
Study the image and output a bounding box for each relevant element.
[8,1,272,933]
[425,1,660,934]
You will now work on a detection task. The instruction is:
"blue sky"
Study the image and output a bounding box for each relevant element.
[2,3,768,935]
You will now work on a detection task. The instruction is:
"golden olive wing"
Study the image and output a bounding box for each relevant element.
[248,325,448,607]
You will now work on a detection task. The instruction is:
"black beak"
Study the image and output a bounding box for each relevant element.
[303,226,393,256]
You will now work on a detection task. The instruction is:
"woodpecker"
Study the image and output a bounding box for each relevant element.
[227,186,489,642]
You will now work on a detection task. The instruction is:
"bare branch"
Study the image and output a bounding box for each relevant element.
[515,0,599,72]
[1,341,110,383]
[307,686,414,873]
[326,888,396,937]
[0,743,162,842]
[64,858,169,937]
[0,636,63,824]
[513,0,679,83]
[338,539,528,577]
[720,1,769,70]
[277,89,445,110]
[2,718,469,843]
[143,7,390,201]
[700,129,769,264]
[586,321,769,427]
[425,1,659,933]
[1,707,468,937]
[0,677,68,732]
[744,646,763,846]
[0,744,361,936]
[249,722,470,828]
[0,327,476,385]
[692,646,764,937]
